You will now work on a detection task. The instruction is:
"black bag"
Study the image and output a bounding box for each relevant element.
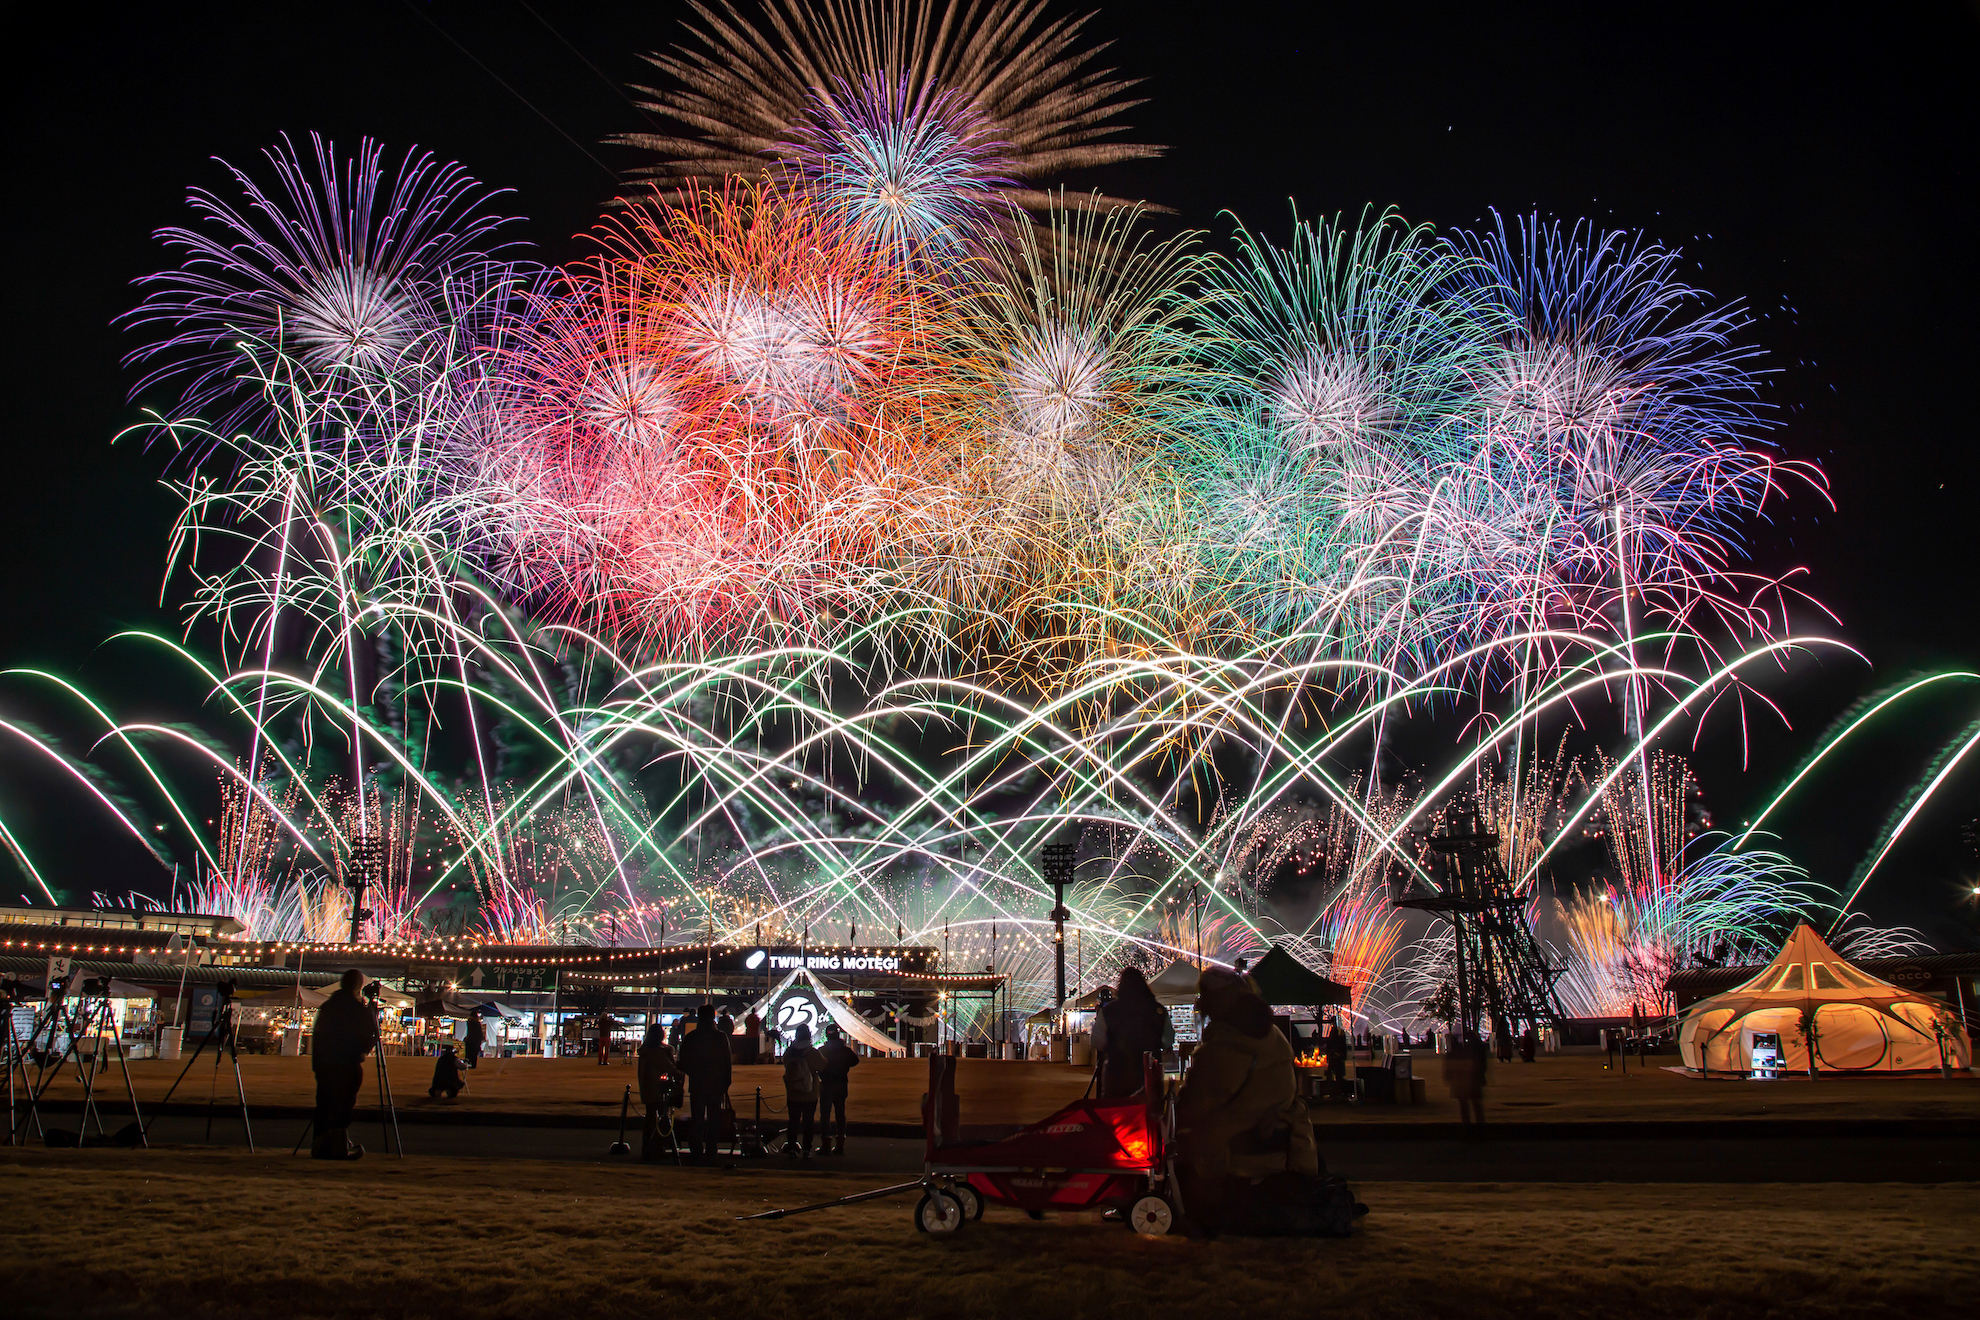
[1221,1171,1368,1238]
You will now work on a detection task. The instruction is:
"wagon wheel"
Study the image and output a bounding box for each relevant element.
[915,1191,967,1235]
[1128,1194,1175,1237]
[950,1183,985,1221]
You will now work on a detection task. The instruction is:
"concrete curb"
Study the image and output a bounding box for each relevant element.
[28,1100,1980,1141]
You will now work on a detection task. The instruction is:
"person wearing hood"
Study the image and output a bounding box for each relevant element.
[1176,966,1320,1230]
[1092,966,1173,1098]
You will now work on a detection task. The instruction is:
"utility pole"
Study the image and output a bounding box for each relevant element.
[1042,842,1077,1007]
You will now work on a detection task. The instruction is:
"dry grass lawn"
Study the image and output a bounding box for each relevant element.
[0,1148,1971,1319]
[37,1051,1980,1127]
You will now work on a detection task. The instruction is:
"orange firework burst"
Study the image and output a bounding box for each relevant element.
[498,181,970,655]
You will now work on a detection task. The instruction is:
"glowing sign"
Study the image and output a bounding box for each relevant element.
[768,953,901,972]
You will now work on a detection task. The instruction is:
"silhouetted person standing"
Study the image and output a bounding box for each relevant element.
[1445,1034,1488,1125]
[817,1022,859,1154]
[310,968,376,1160]
[1093,966,1171,1097]
[678,1003,731,1162]
[1324,1016,1348,1085]
[781,1023,826,1157]
[638,1020,679,1162]
[463,1011,486,1069]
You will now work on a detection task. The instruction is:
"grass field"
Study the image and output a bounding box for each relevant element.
[0,1148,1970,1319]
[31,1051,1980,1127]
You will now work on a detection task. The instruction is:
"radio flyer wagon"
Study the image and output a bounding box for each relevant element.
[913,1050,1181,1236]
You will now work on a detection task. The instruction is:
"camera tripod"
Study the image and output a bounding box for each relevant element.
[290,989,402,1159]
[4,980,44,1144]
[146,980,254,1151]
[7,978,148,1147]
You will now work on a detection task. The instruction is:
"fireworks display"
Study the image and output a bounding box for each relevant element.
[3,0,1967,1031]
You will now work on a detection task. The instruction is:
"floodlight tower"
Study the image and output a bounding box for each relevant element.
[1041,841,1077,1007]
[345,834,384,946]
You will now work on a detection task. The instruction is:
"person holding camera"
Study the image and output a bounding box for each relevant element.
[310,968,377,1160]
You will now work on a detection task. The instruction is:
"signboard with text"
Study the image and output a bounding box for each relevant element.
[457,965,558,993]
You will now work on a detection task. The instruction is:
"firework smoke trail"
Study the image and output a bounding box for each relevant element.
[1733,671,1980,851]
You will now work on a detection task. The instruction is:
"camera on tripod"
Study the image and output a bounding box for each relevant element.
[81,976,112,997]
[215,978,238,1002]
[0,977,25,1001]
[363,981,382,1004]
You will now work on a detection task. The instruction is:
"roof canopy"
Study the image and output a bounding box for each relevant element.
[1147,958,1201,1005]
[1247,946,1352,1008]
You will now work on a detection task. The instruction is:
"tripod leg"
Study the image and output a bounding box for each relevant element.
[206,1042,221,1144]
[80,1001,109,1139]
[230,1036,254,1153]
[115,1019,147,1148]
[376,1054,401,1158]
[292,1117,314,1157]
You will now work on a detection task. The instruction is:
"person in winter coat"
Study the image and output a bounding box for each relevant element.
[1176,967,1319,1228]
[1445,1033,1487,1123]
[779,1022,827,1158]
[428,1044,467,1099]
[816,1022,860,1154]
[1323,1016,1348,1084]
[677,1003,732,1162]
[1092,966,1173,1097]
[463,1012,486,1069]
[310,969,378,1160]
[742,1010,764,1064]
[637,1020,680,1161]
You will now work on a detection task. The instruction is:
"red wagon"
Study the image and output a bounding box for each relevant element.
[913,1051,1181,1236]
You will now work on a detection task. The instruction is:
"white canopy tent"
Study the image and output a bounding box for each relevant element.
[1147,957,1202,1006]
[742,967,906,1056]
[1678,923,1971,1074]
[242,983,414,1012]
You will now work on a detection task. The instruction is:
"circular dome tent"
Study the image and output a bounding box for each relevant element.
[1677,923,1971,1075]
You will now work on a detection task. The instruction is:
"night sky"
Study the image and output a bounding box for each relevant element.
[3,3,1975,939]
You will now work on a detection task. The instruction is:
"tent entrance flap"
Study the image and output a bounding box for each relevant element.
[743,967,906,1056]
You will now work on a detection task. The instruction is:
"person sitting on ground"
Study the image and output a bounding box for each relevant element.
[637,1019,680,1161]
[1175,967,1321,1234]
[780,1022,827,1158]
[816,1022,860,1155]
[677,1003,732,1163]
[309,969,377,1161]
[1092,966,1172,1098]
[428,1044,467,1100]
